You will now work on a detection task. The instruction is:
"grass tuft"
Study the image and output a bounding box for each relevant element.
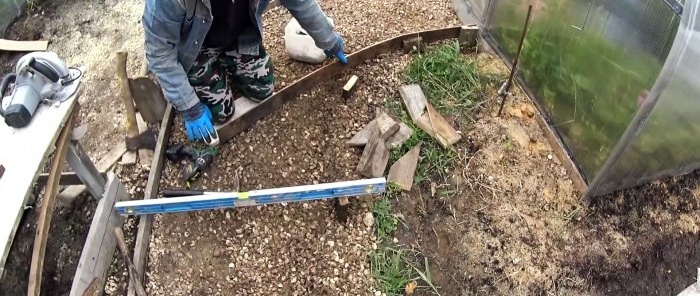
[370,246,414,296]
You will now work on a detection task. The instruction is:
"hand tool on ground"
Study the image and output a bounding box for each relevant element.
[113,227,147,296]
[165,143,217,184]
[116,178,387,215]
[0,51,82,128]
[116,51,158,152]
[496,5,533,117]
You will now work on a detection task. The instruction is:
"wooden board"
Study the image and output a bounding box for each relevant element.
[37,172,108,186]
[346,121,375,147]
[399,84,428,122]
[70,173,128,296]
[58,142,127,202]
[387,143,422,191]
[27,111,76,296]
[386,123,413,149]
[0,39,48,52]
[215,27,462,144]
[128,104,175,296]
[357,123,390,178]
[415,103,461,148]
[0,86,80,275]
[375,109,400,140]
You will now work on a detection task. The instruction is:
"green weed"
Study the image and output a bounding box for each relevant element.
[370,247,415,296]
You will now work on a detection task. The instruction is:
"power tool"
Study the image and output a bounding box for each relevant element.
[165,143,217,185]
[0,51,82,128]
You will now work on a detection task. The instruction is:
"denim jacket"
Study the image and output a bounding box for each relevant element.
[142,0,338,112]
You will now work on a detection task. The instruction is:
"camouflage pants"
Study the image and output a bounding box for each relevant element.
[187,46,274,123]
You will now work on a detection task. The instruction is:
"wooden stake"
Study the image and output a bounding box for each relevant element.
[136,113,153,169]
[27,112,76,296]
[458,25,479,52]
[342,75,359,102]
[388,143,422,191]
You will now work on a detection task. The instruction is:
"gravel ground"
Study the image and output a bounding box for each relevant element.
[146,1,462,294]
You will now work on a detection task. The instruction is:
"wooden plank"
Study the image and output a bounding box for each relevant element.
[346,120,375,147]
[387,143,422,191]
[386,123,413,149]
[37,172,108,186]
[415,103,461,148]
[399,84,428,122]
[27,111,76,296]
[58,142,127,202]
[128,104,175,296]
[136,113,153,169]
[0,39,48,52]
[215,27,462,144]
[356,123,390,178]
[0,85,80,275]
[81,278,103,296]
[70,173,128,296]
[375,109,400,140]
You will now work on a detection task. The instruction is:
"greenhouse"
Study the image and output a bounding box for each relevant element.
[464,0,699,197]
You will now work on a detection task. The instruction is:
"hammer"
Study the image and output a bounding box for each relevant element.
[116,51,158,151]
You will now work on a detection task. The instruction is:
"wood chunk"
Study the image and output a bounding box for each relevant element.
[346,120,375,147]
[415,103,461,148]
[375,109,400,140]
[342,75,359,101]
[356,123,390,178]
[70,173,127,296]
[59,143,127,202]
[388,143,422,191]
[0,39,48,52]
[121,152,137,165]
[459,25,479,52]
[135,113,153,169]
[402,36,423,54]
[399,84,428,122]
[386,123,413,149]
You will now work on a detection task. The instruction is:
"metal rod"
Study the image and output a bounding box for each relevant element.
[497,5,534,117]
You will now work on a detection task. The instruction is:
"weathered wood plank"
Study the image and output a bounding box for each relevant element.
[37,172,108,186]
[399,84,428,122]
[386,123,413,149]
[388,143,422,191]
[415,103,461,148]
[27,112,76,296]
[375,109,400,140]
[70,173,128,296]
[357,123,390,178]
[0,39,48,51]
[58,142,127,202]
[128,104,175,296]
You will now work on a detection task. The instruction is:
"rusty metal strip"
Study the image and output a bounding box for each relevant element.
[216,26,462,143]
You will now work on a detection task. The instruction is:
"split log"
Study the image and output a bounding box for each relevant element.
[388,143,422,191]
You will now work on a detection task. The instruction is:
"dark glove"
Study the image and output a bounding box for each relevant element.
[325,35,348,64]
[183,102,215,142]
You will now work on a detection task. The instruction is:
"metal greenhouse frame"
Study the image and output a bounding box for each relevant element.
[462,0,697,197]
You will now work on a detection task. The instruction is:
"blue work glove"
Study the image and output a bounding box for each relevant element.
[183,102,215,142]
[325,35,348,64]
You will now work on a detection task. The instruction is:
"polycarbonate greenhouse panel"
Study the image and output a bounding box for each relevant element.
[0,0,24,34]
[588,0,700,196]
[485,0,678,181]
